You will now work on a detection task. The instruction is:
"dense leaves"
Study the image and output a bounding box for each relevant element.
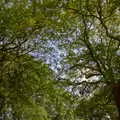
[0,0,120,120]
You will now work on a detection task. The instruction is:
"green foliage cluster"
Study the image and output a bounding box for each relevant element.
[0,1,74,120]
[0,0,120,120]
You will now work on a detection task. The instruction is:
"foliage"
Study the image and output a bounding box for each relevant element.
[46,0,120,119]
[0,0,120,120]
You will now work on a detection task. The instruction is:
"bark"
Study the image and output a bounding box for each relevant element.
[112,84,120,119]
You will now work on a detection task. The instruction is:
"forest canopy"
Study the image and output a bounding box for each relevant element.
[0,0,120,120]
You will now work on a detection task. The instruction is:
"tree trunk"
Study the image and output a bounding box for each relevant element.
[113,84,120,119]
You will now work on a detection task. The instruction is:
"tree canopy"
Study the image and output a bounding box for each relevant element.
[0,0,120,120]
